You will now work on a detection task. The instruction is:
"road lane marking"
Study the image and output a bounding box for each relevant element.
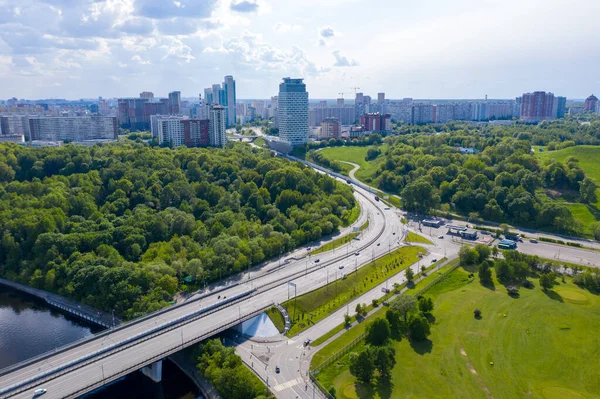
[273,377,302,392]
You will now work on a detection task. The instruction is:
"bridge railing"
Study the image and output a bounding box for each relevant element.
[0,291,260,397]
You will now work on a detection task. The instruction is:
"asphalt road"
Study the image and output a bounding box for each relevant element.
[1,179,402,399]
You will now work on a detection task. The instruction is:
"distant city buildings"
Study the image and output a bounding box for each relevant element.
[28,116,117,141]
[203,76,237,127]
[278,77,309,146]
[152,115,209,147]
[521,91,559,123]
[139,91,154,101]
[360,113,391,133]
[584,94,598,112]
[209,105,227,147]
[320,117,341,139]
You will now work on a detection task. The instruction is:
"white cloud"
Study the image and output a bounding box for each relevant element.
[319,26,337,38]
[131,54,150,64]
[332,50,357,67]
[273,22,300,33]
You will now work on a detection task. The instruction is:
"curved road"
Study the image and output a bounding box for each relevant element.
[1,175,405,399]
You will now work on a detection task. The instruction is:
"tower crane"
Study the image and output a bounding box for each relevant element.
[348,87,360,95]
[338,92,345,99]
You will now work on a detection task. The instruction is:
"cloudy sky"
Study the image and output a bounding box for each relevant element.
[1,0,599,100]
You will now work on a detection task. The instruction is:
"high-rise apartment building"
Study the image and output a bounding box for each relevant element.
[321,117,341,139]
[584,95,598,112]
[140,91,154,101]
[28,116,117,141]
[223,75,236,127]
[118,98,148,130]
[152,115,209,147]
[168,91,181,114]
[278,77,309,146]
[433,104,455,123]
[360,113,391,133]
[209,105,227,147]
[520,91,555,123]
[204,88,214,105]
[337,98,344,107]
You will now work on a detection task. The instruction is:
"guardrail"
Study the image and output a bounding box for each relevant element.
[63,306,271,399]
[0,289,257,397]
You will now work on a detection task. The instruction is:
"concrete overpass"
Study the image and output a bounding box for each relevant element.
[0,181,402,399]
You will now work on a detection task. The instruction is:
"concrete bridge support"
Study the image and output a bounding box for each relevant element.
[141,360,163,383]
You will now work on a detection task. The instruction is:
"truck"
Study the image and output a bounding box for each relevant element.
[505,233,520,241]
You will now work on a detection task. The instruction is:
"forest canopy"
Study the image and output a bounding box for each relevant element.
[0,142,357,319]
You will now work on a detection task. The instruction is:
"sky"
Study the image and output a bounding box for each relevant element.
[0,0,599,100]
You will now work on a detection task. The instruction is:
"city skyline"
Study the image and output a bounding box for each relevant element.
[0,0,599,100]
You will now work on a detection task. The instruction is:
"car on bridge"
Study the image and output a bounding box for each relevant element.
[314,259,320,263]
[339,265,344,269]
[33,389,47,397]
[355,252,360,256]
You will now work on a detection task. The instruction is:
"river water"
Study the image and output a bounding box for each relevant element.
[0,285,201,399]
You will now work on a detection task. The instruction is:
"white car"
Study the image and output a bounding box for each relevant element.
[33,389,47,397]
[339,265,344,269]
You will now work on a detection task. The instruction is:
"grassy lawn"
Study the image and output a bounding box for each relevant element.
[405,231,433,245]
[312,220,367,256]
[537,145,600,234]
[253,137,267,147]
[318,145,388,184]
[311,233,359,256]
[343,205,361,227]
[266,306,285,333]
[316,267,600,399]
[284,246,426,337]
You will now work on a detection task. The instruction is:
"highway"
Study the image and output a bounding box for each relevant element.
[3,154,600,399]
[0,178,405,399]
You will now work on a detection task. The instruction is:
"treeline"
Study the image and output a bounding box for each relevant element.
[312,120,600,237]
[0,142,357,319]
[194,339,270,399]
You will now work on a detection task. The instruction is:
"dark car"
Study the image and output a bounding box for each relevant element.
[355,252,360,256]
[303,339,311,346]
[275,366,280,373]
[314,259,320,263]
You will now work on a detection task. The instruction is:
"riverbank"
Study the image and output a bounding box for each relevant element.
[0,277,119,328]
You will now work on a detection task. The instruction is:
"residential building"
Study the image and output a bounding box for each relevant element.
[28,116,118,141]
[360,113,391,133]
[388,103,413,124]
[152,115,209,147]
[0,115,31,137]
[278,77,309,145]
[118,98,148,130]
[204,88,214,105]
[433,104,455,123]
[337,98,344,107]
[209,105,227,147]
[223,75,236,127]
[168,91,181,114]
[520,91,555,123]
[309,105,355,127]
[139,91,154,101]
[413,104,434,124]
[555,96,567,118]
[321,117,341,139]
[584,94,598,112]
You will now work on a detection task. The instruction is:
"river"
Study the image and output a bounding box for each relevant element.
[0,285,201,399]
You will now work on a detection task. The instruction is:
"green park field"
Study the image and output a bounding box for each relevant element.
[315,267,600,399]
[317,145,388,184]
[405,231,433,245]
[537,145,600,235]
[283,245,425,337]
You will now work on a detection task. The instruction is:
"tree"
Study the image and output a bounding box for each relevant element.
[371,345,396,379]
[418,296,434,314]
[473,244,491,263]
[495,259,514,283]
[400,180,440,214]
[391,295,417,322]
[365,148,381,161]
[491,245,499,258]
[408,314,431,341]
[366,318,391,346]
[540,272,557,291]
[349,350,375,384]
[385,309,405,340]
[579,177,598,204]
[344,313,352,327]
[478,260,493,284]
[405,267,415,283]
[459,246,479,265]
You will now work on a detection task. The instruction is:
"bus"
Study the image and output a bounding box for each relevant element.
[498,240,517,250]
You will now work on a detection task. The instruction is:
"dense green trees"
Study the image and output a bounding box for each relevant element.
[0,142,357,319]
[310,120,600,236]
[194,339,269,399]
